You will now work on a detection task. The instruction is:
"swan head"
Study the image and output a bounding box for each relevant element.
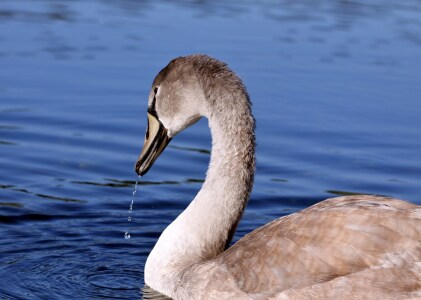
[135,55,207,176]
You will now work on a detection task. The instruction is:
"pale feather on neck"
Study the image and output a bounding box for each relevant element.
[144,80,255,295]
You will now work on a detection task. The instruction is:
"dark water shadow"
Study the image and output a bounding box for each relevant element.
[72,178,180,187]
[0,183,87,203]
[326,190,387,197]
[169,144,210,155]
[0,202,22,208]
[142,285,172,300]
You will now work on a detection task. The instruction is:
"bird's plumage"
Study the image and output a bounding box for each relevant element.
[136,55,421,300]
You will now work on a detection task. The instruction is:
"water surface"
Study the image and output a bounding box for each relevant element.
[1,1,421,298]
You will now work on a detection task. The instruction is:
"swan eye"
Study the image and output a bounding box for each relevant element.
[148,87,159,118]
[148,87,158,116]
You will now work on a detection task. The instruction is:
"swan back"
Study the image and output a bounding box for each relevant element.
[193,196,421,299]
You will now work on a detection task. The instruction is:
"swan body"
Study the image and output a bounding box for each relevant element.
[135,55,421,299]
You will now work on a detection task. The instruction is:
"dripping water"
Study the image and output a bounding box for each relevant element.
[125,175,140,239]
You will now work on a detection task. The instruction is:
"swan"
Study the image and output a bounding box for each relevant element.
[134,54,421,299]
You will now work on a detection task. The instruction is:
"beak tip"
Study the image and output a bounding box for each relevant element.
[134,161,145,176]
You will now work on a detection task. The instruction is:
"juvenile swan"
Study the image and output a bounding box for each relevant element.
[135,55,421,299]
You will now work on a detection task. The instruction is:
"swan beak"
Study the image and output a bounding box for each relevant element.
[135,112,172,176]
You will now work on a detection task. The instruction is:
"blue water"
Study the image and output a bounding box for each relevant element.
[1,1,421,298]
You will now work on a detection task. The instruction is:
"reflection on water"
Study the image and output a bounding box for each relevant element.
[0,0,420,298]
[72,178,180,187]
[142,285,172,300]
[169,144,211,155]
[326,190,386,197]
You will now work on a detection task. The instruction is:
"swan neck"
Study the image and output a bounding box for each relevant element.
[144,70,255,298]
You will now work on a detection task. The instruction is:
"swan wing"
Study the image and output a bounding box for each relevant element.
[212,196,421,299]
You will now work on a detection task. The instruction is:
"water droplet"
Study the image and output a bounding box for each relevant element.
[124,175,141,240]
[129,199,134,213]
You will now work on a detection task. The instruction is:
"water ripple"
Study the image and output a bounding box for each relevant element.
[0,0,420,299]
